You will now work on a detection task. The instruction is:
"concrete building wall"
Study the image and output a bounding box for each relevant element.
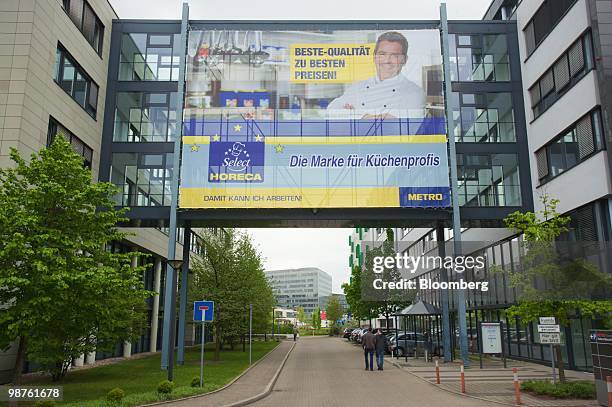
[0,0,116,175]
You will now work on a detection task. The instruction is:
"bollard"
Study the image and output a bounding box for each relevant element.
[607,375,612,407]
[460,364,466,393]
[513,367,522,405]
[435,360,441,384]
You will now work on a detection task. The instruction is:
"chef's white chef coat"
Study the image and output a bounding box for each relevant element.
[326,74,426,119]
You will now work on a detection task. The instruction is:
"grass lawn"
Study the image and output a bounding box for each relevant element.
[25,340,280,406]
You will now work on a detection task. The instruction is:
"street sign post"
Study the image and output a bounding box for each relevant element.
[538,325,561,333]
[194,301,214,388]
[538,317,560,384]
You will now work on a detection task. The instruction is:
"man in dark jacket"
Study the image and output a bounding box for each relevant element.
[375,329,388,370]
[362,328,376,371]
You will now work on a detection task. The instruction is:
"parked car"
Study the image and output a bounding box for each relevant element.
[350,328,362,342]
[343,328,355,339]
[388,332,443,357]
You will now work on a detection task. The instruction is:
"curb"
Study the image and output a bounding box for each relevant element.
[142,340,289,407]
[221,340,296,407]
[386,358,593,407]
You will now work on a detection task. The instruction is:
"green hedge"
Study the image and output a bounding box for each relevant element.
[520,380,596,399]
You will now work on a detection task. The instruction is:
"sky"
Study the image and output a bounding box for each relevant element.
[107,0,492,292]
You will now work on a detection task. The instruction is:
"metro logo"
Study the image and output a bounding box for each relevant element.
[408,193,444,201]
[399,187,451,208]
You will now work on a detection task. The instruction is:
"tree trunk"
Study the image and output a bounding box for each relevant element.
[12,336,27,385]
[554,345,566,383]
[214,324,221,361]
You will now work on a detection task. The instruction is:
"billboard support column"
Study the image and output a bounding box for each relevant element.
[440,3,470,367]
[161,2,189,377]
[436,223,451,362]
[177,227,192,364]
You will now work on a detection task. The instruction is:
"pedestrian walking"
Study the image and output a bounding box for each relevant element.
[362,328,376,371]
[375,328,388,370]
[293,326,298,342]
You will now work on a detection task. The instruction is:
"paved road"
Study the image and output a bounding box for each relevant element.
[250,336,491,407]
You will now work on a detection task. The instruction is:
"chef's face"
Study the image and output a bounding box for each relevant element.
[374,40,406,81]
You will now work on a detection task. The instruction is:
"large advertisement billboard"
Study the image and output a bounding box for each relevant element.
[180,29,449,209]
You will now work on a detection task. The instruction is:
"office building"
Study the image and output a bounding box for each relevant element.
[0,0,203,383]
[266,268,332,314]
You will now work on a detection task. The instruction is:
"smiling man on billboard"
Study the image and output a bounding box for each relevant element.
[327,31,426,118]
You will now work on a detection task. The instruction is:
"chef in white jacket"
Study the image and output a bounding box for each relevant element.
[327,31,425,119]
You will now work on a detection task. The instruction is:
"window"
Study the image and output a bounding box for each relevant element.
[113,92,178,142]
[119,33,181,81]
[47,117,94,169]
[523,0,578,56]
[61,0,104,55]
[54,45,99,118]
[529,32,594,120]
[535,109,605,183]
[110,153,174,206]
[456,154,521,207]
[452,92,515,142]
[449,34,510,82]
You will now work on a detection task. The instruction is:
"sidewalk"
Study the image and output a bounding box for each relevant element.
[387,355,597,407]
[163,340,294,407]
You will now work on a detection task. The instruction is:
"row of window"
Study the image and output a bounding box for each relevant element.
[47,117,94,169]
[54,45,99,118]
[529,31,593,120]
[61,0,104,55]
[535,109,605,183]
[524,0,578,57]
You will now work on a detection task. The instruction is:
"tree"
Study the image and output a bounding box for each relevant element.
[0,137,152,382]
[296,306,307,326]
[312,306,322,330]
[326,295,343,333]
[190,229,274,359]
[503,194,612,382]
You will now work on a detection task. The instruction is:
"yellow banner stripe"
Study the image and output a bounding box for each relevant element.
[182,135,447,145]
[179,187,399,208]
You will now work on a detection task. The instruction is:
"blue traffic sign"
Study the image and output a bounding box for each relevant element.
[193,301,214,322]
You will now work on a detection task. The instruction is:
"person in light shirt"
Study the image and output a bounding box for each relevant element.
[327,31,426,119]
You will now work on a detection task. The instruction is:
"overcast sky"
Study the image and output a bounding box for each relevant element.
[108,0,492,21]
[108,0,492,292]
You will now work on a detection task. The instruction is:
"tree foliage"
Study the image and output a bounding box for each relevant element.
[190,229,274,360]
[296,306,307,325]
[312,306,322,329]
[503,194,612,382]
[326,295,343,327]
[0,137,152,382]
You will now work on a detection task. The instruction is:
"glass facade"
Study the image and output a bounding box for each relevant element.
[119,33,182,81]
[113,92,178,142]
[452,92,515,142]
[456,153,521,207]
[449,33,510,82]
[110,153,174,206]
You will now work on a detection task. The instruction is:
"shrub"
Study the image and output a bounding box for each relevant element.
[191,376,202,387]
[157,379,174,394]
[106,387,125,402]
[33,401,56,407]
[521,380,596,399]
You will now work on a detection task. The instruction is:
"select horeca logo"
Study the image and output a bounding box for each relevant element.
[208,141,265,183]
